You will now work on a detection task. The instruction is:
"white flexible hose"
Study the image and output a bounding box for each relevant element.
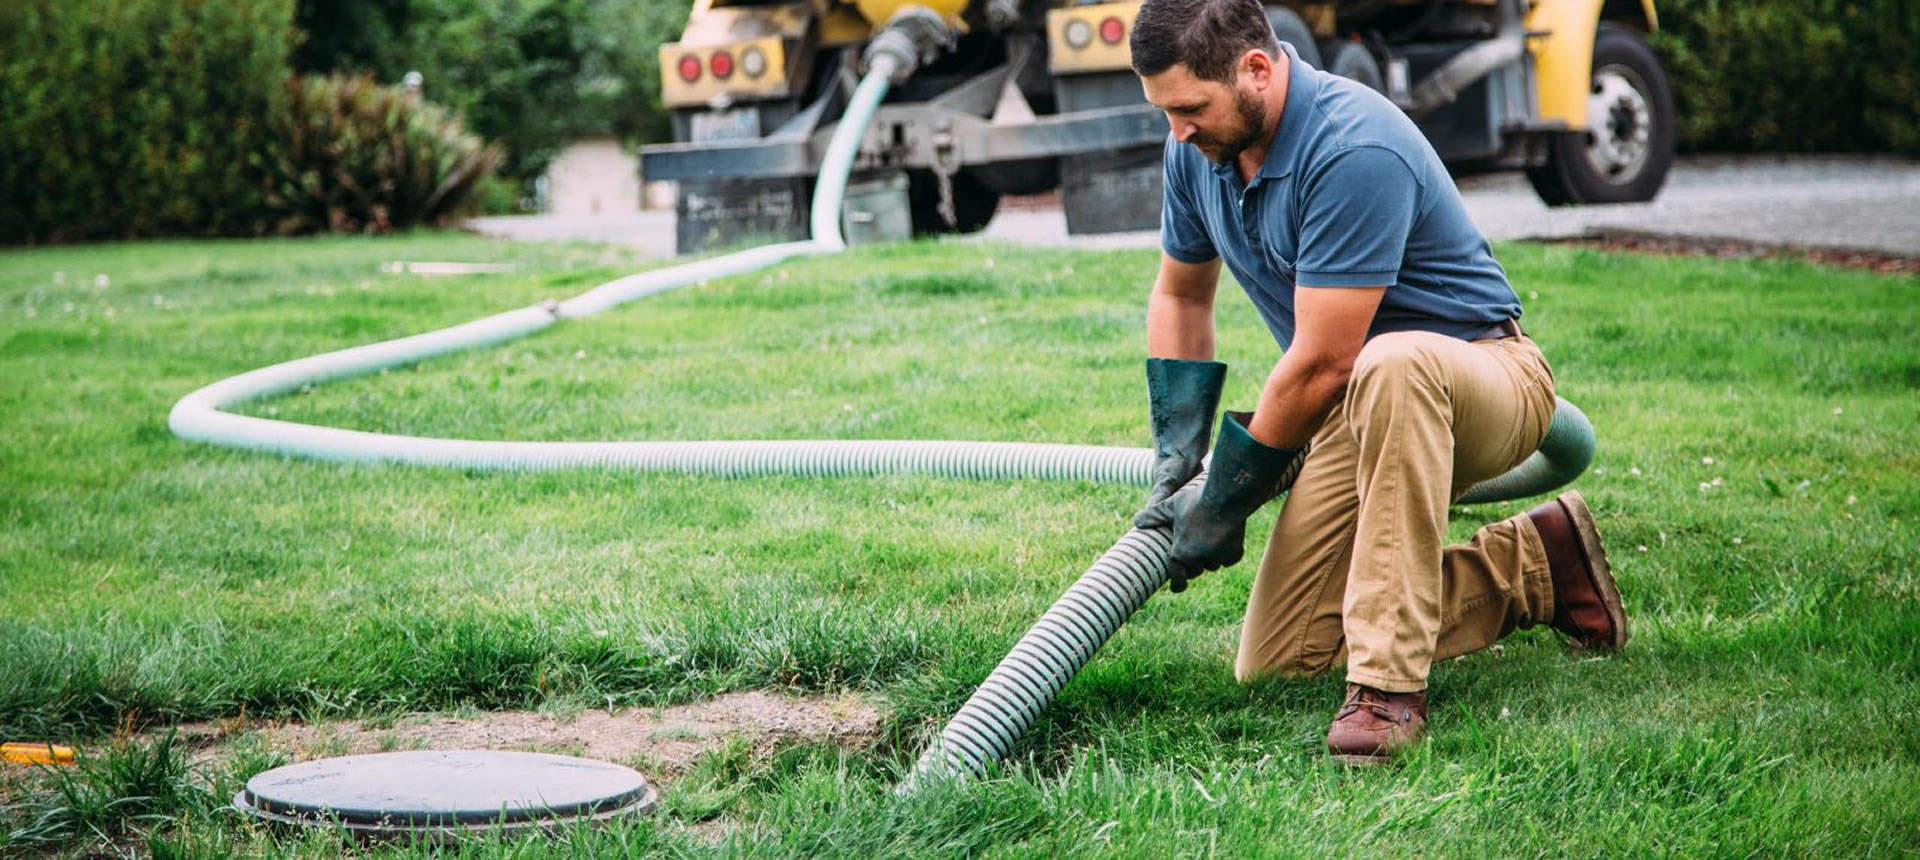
[169,55,1166,485]
[164,55,1143,482]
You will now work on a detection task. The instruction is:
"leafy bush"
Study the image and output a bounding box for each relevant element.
[0,0,296,243]
[290,0,690,189]
[1654,0,1920,155]
[261,74,504,234]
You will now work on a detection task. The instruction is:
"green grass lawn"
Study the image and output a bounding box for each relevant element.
[1,233,1916,856]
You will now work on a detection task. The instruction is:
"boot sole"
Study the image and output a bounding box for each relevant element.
[1330,753,1391,768]
[1558,491,1630,649]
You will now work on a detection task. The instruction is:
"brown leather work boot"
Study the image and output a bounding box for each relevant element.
[1325,684,1428,766]
[1524,490,1629,650]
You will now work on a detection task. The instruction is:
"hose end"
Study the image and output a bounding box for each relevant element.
[862,5,957,83]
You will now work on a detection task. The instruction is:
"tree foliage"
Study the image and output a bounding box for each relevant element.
[0,0,296,243]
[291,0,690,184]
[1653,0,1920,155]
[0,0,508,243]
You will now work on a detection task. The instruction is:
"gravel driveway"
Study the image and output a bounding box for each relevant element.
[466,155,1920,259]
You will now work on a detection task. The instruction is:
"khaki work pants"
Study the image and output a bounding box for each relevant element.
[1235,330,1561,692]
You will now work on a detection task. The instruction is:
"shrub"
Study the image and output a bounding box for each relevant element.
[289,0,690,191]
[0,0,296,243]
[1654,0,1920,156]
[260,74,504,234]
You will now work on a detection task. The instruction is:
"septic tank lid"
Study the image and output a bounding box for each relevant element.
[234,750,655,836]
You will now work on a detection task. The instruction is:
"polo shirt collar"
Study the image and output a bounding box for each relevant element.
[1263,42,1320,178]
[1210,41,1320,183]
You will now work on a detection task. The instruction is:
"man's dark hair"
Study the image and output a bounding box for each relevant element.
[1131,0,1281,83]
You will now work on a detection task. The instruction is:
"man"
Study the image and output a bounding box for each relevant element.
[1127,0,1628,765]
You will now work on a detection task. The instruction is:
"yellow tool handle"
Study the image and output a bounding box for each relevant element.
[2,742,77,765]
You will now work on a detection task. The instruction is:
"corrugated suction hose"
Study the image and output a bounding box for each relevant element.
[901,397,1592,786]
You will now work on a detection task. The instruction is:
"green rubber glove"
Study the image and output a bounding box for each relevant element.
[1138,411,1309,593]
[1133,358,1228,529]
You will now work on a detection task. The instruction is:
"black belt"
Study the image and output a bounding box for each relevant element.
[1479,318,1524,340]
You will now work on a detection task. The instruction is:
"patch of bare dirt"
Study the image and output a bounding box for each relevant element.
[1545,230,1920,275]
[155,691,883,778]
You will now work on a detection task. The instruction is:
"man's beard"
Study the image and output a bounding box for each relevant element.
[1192,87,1268,166]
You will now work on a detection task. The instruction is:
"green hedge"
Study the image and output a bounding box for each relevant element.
[291,0,690,193]
[0,0,296,243]
[1654,0,1920,156]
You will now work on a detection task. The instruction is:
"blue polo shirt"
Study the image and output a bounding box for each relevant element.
[1160,43,1520,349]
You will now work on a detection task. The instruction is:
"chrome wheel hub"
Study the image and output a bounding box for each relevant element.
[1583,64,1653,184]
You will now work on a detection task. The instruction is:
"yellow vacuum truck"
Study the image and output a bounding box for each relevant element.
[642,0,1673,253]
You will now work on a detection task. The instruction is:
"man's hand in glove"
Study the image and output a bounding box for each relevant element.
[1135,358,1228,527]
[1136,411,1309,592]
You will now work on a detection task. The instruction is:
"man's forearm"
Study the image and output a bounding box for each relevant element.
[1146,289,1215,359]
[1246,350,1351,450]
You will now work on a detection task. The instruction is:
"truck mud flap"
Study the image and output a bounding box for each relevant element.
[1060,145,1161,235]
[676,177,812,256]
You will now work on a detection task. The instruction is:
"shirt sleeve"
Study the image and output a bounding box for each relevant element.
[1159,136,1218,264]
[1294,145,1419,287]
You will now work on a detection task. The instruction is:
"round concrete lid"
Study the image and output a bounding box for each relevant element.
[235,750,655,834]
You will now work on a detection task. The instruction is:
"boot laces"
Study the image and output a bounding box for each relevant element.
[1337,686,1404,723]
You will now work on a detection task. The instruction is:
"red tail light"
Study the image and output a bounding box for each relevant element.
[1099,16,1125,45]
[677,55,701,83]
[710,51,734,80]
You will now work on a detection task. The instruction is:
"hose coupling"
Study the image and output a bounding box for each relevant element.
[986,0,1024,31]
[862,5,956,84]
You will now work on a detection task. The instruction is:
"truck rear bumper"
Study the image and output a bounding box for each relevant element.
[640,102,1168,182]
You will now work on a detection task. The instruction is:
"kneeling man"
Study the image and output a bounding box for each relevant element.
[1128,0,1629,764]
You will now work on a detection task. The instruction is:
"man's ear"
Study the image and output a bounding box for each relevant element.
[1243,48,1274,89]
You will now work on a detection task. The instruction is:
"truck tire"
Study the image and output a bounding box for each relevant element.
[908,169,1000,235]
[1526,23,1674,206]
[1320,39,1384,93]
[1265,6,1322,68]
